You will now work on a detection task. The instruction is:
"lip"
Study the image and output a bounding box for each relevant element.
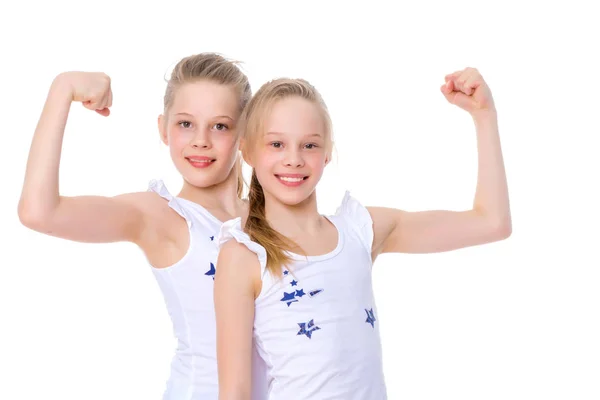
[186,156,216,168]
[275,173,308,187]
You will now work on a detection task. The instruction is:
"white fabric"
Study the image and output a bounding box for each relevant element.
[217,191,387,399]
[148,179,267,400]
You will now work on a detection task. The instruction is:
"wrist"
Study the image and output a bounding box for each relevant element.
[50,72,76,102]
[471,109,498,125]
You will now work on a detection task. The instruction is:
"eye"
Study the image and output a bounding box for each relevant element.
[178,120,192,129]
[213,123,229,131]
[270,142,283,149]
[304,143,319,149]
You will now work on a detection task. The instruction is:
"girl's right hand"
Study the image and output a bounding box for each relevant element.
[58,71,113,116]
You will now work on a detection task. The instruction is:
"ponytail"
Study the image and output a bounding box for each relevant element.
[244,170,299,277]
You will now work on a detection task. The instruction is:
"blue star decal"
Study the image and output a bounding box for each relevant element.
[291,280,298,286]
[297,319,321,339]
[280,291,298,307]
[295,289,305,298]
[365,308,376,328]
[283,270,289,276]
[205,263,216,280]
[210,235,214,241]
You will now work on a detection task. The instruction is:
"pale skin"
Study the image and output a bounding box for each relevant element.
[18,71,247,269]
[215,68,511,400]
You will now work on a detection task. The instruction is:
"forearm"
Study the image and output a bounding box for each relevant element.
[215,243,258,400]
[19,75,73,219]
[472,111,511,226]
[218,385,251,400]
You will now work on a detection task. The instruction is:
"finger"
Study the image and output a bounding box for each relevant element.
[454,70,475,95]
[96,90,111,114]
[100,90,113,116]
[106,88,113,108]
[95,94,110,116]
[463,74,481,94]
[440,80,454,95]
[452,91,478,109]
[445,70,460,81]
[82,100,98,111]
[445,70,463,82]
[82,95,108,114]
[96,108,110,117]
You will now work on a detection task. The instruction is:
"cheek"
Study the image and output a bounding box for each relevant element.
[212,133,239,158]
[252,150,279,174]
[169,128,192,150]
[305,152,328,170]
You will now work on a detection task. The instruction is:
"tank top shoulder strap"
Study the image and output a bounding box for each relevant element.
[332,191,374,255]
[147,179,191,225]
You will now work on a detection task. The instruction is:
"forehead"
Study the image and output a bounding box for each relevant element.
[266,97,325,137]
[170,80,240,118]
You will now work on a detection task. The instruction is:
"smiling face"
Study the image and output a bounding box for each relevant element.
[246,96,330,206]
[159,80,242,189]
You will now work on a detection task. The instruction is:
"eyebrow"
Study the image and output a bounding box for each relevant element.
[265,131,323,137]
[174,112,234,121]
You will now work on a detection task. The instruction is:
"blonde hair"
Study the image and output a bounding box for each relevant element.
[164,53,251,198]
[240,78,333,277]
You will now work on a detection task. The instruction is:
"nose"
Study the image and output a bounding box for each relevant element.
[284,148,304,168]
[191,127,212,149]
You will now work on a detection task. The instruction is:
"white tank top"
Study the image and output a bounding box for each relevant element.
[148,179,267,400]
[217,192,388,399]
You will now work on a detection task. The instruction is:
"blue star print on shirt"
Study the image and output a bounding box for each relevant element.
[365,308,376,328]
[281,291,299,307]
[295,289,305,298]
[205,263,216,280]
[297,319,321,339]
[291,280,298,286]
[210,235,214,241]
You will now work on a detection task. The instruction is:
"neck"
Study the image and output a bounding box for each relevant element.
[178,170,246,221]
[263,190,325,240]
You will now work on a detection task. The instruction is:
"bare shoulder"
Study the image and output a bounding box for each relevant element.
[216,239,263,296]
[218,240,262,271]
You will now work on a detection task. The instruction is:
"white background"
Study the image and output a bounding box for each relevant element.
[1,1,599,399]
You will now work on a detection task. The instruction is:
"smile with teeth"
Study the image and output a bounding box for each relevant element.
[278,176,305,182]
[275,174,308,187]
[186,157,216,168]
[188,158,215,163]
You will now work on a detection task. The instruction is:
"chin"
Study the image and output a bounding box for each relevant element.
[193,170,234,187]
[176,169,224,190]
[266,186,316,207]
[181,156,237,185]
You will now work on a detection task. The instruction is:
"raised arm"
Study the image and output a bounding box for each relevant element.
[370,68,511,257]
[214,240,262,400]
[17,72,148,244]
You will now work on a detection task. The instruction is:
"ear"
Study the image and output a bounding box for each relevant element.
[158,114,168,145]
[324,146,333,166]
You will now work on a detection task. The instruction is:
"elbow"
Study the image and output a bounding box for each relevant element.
[217,367,251,400]
[17,199,52,232]
[218,387,251,400]
[488,215,512,241]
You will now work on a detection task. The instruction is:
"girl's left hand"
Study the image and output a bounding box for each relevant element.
[441,67,496,117]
